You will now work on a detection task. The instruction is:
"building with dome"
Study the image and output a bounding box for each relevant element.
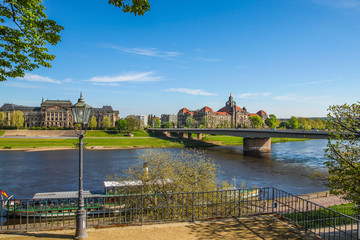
[177,93,268,128]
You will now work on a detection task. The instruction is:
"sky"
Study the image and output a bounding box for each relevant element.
[2,0,360,118]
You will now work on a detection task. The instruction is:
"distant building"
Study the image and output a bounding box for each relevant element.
[161,114,177,127]
[177,93,268,128]
[0,97,119,128]
[134,115,148,128]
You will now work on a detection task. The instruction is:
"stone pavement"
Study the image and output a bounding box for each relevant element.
[0,215,320,240]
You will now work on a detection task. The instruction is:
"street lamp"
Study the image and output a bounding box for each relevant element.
[71,93,92,240]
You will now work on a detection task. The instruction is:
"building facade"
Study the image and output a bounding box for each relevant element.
[177,93,268,128]
[161,114,177,127]
[0,98,119,128]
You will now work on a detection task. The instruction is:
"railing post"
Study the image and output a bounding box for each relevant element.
[192,193,195,222]
[357,220,360,239]
[238,189,241,217]
[305,201,309,231]
[271,188,275,214]
[26,200,29,232]
[141,195,144,225]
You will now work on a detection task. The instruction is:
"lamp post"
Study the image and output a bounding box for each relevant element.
[71,93,92,240]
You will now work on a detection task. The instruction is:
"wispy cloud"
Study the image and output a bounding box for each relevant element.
[236,65,248,69]
[237,92,271,99]
[87,72,163,84]
[103,45,180,58]
[273,94,331,102]
[17,73,63,84]
[313,0,360,9]
[195,57,222,62]
[165,88,217,96]
[291,77,340,86]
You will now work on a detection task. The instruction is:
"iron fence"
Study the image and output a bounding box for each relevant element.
[1,187,360,240]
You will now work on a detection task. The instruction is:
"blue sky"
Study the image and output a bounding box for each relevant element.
[2,0,360,118]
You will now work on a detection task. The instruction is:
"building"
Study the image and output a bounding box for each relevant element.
[161,114,177,127]
[134,115,148,128]
[0,97,119,128]
[177,93,268,128]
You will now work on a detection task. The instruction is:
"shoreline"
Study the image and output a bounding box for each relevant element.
[0,146,175,152]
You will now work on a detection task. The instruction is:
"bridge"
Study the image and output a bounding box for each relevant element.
[148,128,331,153]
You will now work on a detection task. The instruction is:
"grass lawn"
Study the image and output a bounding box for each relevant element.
[0,137,184,149]
[85,130,150,137]
[0,130,4,136]
[202,134,310,146]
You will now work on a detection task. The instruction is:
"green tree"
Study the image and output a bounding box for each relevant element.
[0,0,150,81]
[88,116,97,130]
[186,115,195,128]
[325,102,360,204]
[154,118,161,128]
[107,150,222,194]
[298,117,311,130]
[101,116,112,130]
[115,118,128,133]
[125,115,139,133]
[249,115,263,129]
[0,112,7,127]
[265,114,277,129]
[10,110,23,129]
[287,116,298,129]
[161,121,172,128]
[147,114,153,127]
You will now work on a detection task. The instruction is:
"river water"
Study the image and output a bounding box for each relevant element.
[0,139,329,199]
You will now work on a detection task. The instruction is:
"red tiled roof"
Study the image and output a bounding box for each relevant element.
[214,112,229,116]
[200,106,214,112]
[248,113,258,117]
[178,108,190,114]
[257,110,267,115]
[217,105,244,113]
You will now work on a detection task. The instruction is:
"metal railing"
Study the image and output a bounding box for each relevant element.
[1,187,360,239]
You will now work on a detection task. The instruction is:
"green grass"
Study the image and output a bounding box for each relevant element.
[0,137,184,149]
[202,135,310,146]
[85,130,150,137]
[0,130,4,136]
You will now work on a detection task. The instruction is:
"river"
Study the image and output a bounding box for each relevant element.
[0,139,329,199]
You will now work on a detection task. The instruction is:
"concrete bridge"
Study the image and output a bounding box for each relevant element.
[148,128,331,152]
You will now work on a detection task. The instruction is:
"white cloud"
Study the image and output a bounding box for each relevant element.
[17,73,62,84]
[104,45,180,58]
[237,92,270,99]
[195,57,222,62]
[313,0,360,8]
[291,77,340,86]
[165,88,217,96]
[87,72,163,84]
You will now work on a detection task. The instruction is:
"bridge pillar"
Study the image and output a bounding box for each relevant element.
[197,133,203,140]
[243,137,271,152]
[187,133,192,139]
[179,133,184,139]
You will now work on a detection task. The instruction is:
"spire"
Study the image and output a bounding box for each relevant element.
[42,97,44,103]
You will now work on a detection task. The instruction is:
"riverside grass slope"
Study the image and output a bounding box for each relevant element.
[0,130,310,150]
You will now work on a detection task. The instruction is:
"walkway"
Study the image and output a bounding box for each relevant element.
[0,215,320,240]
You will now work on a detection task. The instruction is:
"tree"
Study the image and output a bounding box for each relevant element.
[186,115,195,128]
[88,116,97,130]
[154,118,161,128]
[115,118,128,133]
[10,110,23,129]
[265,114,277,129]
[147,114,153,127]
[298,117,311,130]
[249,115,263,129]
[107,149,222,194]
[325,102,360,204]
[0,112,7,127]
[125,115,139,133]
[287,116,298,129]
[101,116,111,130]
[0,0,150,81]
[161,121,172,128]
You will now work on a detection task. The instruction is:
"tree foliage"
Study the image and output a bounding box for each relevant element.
[325,102,360,204]
[115,118,128,133]
[101,116,111,130]
[154,118,161,128]
[287,116,298,129]
[107,150,222,194]
[265,114,277,129]
[249,115,263,129]
[0,0,150,81]
[125,115,139,133]
[186,115,195,128]
[161,121,172,128]
[0,112,7,127]
[10,110,23,129]
[0,0,63,81]
[88,116,97,130]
